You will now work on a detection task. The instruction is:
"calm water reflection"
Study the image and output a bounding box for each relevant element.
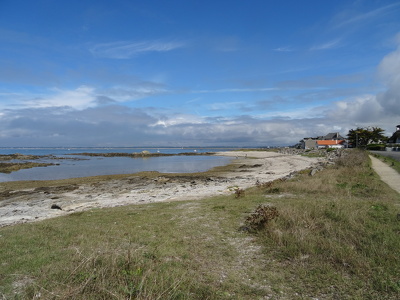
[0,155,233,182]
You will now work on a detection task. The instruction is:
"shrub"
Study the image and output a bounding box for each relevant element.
[234,188,245,198]
[366,144,386,151]
[244,204,279,232]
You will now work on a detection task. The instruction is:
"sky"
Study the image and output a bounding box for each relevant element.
[1,0,400,147]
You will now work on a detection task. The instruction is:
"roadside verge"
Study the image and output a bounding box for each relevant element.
[369,155,400,194]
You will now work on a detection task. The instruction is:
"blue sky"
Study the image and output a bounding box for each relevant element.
[0,0,400,147]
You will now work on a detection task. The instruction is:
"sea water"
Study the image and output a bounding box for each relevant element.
[0,147,236,182]
[0,147,234,156]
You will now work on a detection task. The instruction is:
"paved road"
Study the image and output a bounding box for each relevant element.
[370,150,400,162]
[369,155,400,194]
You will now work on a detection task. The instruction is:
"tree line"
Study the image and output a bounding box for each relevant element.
[347,126,388,148]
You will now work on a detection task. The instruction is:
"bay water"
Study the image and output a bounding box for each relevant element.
[0,147,236,182]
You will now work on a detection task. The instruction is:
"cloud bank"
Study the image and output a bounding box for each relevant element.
[1,37,400,147]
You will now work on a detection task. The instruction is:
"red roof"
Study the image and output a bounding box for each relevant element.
[317,140,345,146]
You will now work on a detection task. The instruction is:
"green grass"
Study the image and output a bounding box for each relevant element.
[1,150,400,299]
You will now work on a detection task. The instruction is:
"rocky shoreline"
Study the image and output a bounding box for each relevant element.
[0,153,81,174]
[0,151,329,227]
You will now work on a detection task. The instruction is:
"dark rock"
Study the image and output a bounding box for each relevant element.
[51,204,62,210]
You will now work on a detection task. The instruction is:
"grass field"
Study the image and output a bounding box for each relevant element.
[0,150,399,299]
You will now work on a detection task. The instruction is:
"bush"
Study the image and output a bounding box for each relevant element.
[244,204,279,232]
[366,144,386,151]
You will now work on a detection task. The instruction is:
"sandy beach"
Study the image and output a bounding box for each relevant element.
[0,151,323,227]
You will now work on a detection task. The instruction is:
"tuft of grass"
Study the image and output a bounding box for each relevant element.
[0,149,399,299]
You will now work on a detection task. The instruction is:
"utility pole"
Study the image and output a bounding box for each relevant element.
[356,133,358,148]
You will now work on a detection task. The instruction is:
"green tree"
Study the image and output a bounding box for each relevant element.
[347,127,387,148]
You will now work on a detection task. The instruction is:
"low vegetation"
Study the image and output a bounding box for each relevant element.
[0,150,399,299]
[0,154,63,174]
[0,162,54,174]
[0,154,44,161]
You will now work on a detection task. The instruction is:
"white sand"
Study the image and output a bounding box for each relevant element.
[0,151,323,227]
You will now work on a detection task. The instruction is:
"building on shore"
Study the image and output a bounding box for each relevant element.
[388,125,400,144]
[299,132,346,149]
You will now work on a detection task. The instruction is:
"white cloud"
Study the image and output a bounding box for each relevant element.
[376,40,400,116]
[378,45,400,86]
[310,39,341,51]
[330,95,383,123]
[193,87,277,93]
[23,85,96,110]
[90,40,184,59]
[336,2,400,28]
[99,86,167,102]
[6,83,168,111]
[150,114,205,128]
[319,38,400,131]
